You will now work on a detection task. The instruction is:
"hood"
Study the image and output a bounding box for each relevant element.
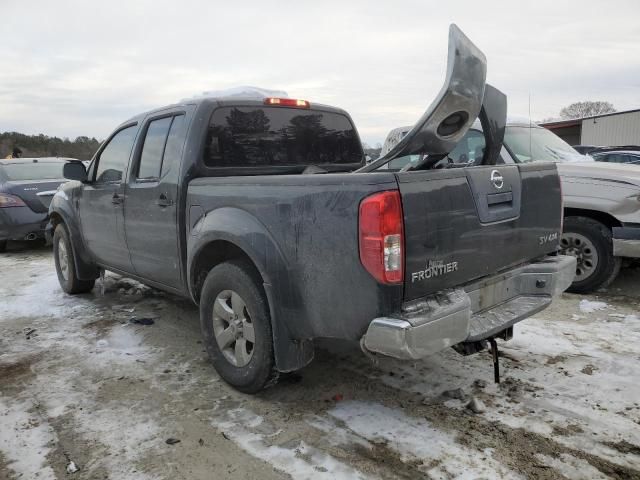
[557,161,640,188]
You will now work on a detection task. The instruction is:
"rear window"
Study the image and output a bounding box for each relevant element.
[1,162,65,181]
[204,106,363,169]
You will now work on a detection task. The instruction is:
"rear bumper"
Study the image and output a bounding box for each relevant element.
[0,207,48,241]
[362,255,576,360]
[612,226,640,258]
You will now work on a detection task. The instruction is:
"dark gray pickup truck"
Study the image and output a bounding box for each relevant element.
[49,26,574,392]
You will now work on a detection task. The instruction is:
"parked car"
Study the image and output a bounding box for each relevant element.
[0,157,78,252]
[591,150,640,165]
[48,25,574,392]
[573,145,602,155]
[381,121,640,293]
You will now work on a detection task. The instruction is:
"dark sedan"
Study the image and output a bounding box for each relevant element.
[0,157,77,252]
[591,150,640,165]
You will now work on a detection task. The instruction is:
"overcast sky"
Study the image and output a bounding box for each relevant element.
[2,0,639,145]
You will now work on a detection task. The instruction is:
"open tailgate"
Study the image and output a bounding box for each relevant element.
[361,25,564,301]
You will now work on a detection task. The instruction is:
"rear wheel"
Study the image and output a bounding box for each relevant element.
[199,260,278,393]
[560,216,621,293]
[53,224,95,294]
[0,240,6,253]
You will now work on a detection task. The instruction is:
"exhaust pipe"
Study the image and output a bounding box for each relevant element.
[25,233,37,241]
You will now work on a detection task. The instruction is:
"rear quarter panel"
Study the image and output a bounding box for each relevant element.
[187,173,402,341]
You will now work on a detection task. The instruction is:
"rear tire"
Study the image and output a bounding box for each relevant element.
[53,224,95,294]
[0,240,6,253]
[560,216,621,293]
[199,259,278,393]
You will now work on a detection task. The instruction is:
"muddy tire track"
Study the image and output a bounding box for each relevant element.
[245,350,640,480]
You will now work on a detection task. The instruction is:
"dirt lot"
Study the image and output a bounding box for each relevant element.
[1,243,639,480]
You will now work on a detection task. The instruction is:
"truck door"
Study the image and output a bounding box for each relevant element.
[79,124,138,273]
[123,112,188,289]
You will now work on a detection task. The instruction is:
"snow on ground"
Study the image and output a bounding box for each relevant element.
[336,297,640,473]
[0,397,57,480]
[2,246,640,479]
[328,401,522,479]
[213,407,371,480]
[535,453,611,480]
[578,299,609,313]
[0,251,165,479]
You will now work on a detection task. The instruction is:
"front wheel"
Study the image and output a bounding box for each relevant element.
[560,216,621,293]
[53,224,95,294]
[199,260,278,393]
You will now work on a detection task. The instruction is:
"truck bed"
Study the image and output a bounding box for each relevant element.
[187,161,562,341]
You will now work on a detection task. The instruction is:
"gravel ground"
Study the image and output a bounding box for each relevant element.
[1,242,639,479]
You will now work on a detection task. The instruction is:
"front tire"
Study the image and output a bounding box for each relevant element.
[560,216,621,293]
[199,260,278,393]
[53,224,95,294]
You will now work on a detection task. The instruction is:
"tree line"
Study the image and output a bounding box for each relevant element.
[0,132,102,160]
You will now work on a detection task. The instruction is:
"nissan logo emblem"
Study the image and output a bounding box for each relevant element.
[490,169,504,189]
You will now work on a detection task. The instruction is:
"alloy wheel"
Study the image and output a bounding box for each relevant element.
[58,240,69,281]
[211,290,255,367]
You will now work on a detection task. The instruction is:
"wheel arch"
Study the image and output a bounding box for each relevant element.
[187,207,314,372]
[48,208,98,281]
[190,239,265,303]
[564,208,622,229]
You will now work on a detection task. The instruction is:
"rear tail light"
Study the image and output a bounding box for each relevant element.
[264,97,310,108]
[359,190,404,284]
[0,193,26,208]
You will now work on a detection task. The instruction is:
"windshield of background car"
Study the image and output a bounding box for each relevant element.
[376,129,487,171]
[204,106,363,168]
[1,162,65,181]
[504,126,592,163]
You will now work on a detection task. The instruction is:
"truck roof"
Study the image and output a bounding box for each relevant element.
[120,97,350,128]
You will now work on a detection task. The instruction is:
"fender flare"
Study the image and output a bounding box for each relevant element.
[48,191,99,281]
[187,207,314,372]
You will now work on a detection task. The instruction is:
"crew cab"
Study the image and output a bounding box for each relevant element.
[49,26,574,392]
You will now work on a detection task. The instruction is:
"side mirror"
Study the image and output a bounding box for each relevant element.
[63,162,88,182]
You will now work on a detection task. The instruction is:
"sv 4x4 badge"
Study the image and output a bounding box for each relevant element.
[411,260,459,283]
[539,232,559,245]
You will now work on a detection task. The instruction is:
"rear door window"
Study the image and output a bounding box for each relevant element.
[138,117,173,179]
[204,106,363,169]
[161,115,186,177]
[135,114,187,181]
[95,125,138,183]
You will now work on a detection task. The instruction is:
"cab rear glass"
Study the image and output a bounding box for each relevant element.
[203,106,363,170]
[1,162,65,181]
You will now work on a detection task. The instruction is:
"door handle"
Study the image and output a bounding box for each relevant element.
[157,193,174,207]
[112,193,123,205]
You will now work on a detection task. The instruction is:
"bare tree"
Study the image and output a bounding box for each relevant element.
[559,101,616,120]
